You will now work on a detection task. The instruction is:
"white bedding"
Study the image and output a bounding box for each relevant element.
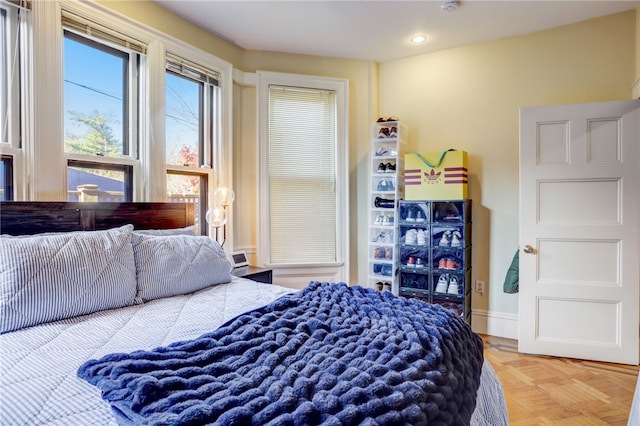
[0,278,508,425]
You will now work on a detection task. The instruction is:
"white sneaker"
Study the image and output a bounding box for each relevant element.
[439,230,451,246]
[405,229,417,245]
[451,231,462,248]
[374,214,384,225]
[416,229,426,245]
[448,277,459,295]
[415,209,426,222]
[435,275,448,293]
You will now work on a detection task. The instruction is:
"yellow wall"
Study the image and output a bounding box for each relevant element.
[97,1,636,332]
[99,1,244,65]
[379,10,635,318]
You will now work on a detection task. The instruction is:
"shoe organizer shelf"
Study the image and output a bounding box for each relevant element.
[367,120,407,294]
[398,199,472,323]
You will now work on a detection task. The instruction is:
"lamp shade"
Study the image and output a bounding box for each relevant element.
[214,187,235,206]
[205,206,227,228]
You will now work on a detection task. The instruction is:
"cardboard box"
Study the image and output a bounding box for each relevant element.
[405,150,468,200]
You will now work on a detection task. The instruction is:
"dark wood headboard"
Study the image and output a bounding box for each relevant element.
[0,202,195,236]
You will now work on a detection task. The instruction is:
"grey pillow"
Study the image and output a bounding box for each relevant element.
[132,234,232,302]
[133,226,196,236]
[0,225,137,333]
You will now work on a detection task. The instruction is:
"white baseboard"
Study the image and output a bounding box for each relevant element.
[471,309,519,340]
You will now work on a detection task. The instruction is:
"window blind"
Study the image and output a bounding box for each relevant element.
[61,10,145,54]
[166,53,220,86]
[2,0,31,11]
[268,85,337,264]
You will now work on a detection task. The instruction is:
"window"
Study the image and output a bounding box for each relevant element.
[12,2,232,234]
[0,155,13,200]
[268,86,337,263]
[0,1,29,200]
[258,72,349,280]
[1,5,9,146]
[64,32,129,157]
[165,55,220,234]
[62,12,143,201]
[68,160,132,202]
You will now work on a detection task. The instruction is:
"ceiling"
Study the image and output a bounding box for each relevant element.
[153,0,639,63]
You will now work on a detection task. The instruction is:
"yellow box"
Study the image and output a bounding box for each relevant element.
[405,150,468,200]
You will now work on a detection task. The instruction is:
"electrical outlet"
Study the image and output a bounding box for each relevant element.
[475,280,485,294]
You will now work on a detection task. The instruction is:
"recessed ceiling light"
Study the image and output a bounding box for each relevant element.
[410,34,427,44]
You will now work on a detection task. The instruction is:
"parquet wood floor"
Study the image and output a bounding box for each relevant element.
[481,334,639,425]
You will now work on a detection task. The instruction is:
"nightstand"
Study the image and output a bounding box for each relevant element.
[231,265,273,284]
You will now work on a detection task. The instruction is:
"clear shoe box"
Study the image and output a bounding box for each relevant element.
[368,277,393,292]
[431,269,471,297]
[399,271,430,300]
[399,225,430,247]
[432,200,471,224]
[370,261,394,278]
[399,201,430,223]
[399,287,431,301]
[370,227,394,244]
[370,245,394,261]
[431,246,471,272]
[372,159,397,175]
[431,223,471,248]
[372,141,398,159]
[431,297,468,319]
[399,246,429,269]
[370,210,395,227]
[372,195,396,210]
[372,176,397,193]
[399,268,429,291]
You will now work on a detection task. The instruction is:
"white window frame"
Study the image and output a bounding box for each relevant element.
[61,19,143,202]
[257,71,349,283]
[26,0,232,226]
[0,0,31,200]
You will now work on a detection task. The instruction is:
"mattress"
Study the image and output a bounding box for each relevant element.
[0,278,508,425]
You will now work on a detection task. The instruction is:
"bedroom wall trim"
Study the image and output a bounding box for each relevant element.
[233,68,257,87]
[472,309,519,340]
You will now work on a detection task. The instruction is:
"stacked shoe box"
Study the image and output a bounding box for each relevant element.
[368,118,407,294]
[398,199,472,323]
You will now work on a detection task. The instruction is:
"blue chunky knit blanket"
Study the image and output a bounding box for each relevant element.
[78,282,484,425]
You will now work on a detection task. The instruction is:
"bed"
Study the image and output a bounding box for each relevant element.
[0,201,508,425]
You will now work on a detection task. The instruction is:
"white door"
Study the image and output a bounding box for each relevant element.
[519,99,640,365]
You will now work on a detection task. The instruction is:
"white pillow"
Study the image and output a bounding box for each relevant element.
[132,234,232,302]
[0,225,137,333]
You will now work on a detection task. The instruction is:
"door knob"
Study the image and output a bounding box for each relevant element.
[523,245,535,254]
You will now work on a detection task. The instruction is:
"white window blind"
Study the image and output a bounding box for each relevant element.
[3,1,31,11]
[61,10,146,54]
[166,53,220,87]
[268,85,337,264]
